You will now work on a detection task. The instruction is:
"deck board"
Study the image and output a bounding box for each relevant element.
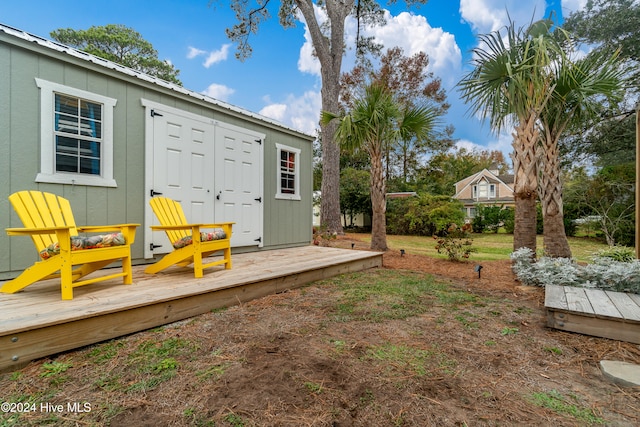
[545,284,640,344]
[0,246,382,371]
[564,286,594,315]
[606,291,640,322]
[586,289,622,319]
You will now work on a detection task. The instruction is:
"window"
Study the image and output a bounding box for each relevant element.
[276,143,301,200]
[478,182,488,198]
[35,79,117,187]
[473,180,495,199]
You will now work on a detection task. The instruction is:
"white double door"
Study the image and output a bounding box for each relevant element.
[143,100,264,258]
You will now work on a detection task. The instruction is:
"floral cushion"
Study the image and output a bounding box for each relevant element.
[39,233,126,260]
[172,229,227,249]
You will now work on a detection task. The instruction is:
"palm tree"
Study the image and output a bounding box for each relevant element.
[321,83,437,251]
[539,49,624,258]
[458,19,562,255]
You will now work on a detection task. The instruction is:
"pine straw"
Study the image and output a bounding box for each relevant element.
[2,236,640,426]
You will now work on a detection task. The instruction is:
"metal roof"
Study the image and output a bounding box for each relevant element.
[0,22,314,140]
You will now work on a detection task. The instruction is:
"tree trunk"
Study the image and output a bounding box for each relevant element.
[539,131,572,258]
[319,119,343,234]
[369,146,387,251]
[297,0,353,235]
[513,193,538,252]
[511,114,539,254]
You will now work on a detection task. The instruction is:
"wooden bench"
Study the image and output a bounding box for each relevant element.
[545,284,640,344]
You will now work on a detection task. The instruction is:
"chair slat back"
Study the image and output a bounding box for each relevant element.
[9,191,79,251]
[149,197,190,244]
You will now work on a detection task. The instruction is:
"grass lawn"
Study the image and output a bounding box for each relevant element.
[348,231,610,263]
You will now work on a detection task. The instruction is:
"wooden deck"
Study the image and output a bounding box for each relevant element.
[545,284,640,344]
[0,246,382,372]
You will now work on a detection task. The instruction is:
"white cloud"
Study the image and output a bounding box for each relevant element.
[259,91,322,135]
[204,44,231,68]
[365,11,462,84]
[297,7,462,88]
[297,6,326,76]
[187,46,206,59]
[456,131,514,165]
[459,0,548,34]
[202,83,235,102]
[259,103,287,122]
[562,0,588,16]
[186,44,231,68]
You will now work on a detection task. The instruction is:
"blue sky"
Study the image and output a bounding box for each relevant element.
[2,0,588,161]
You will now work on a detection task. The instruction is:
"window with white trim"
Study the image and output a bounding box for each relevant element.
[275,143,301,200]
[35,78,117,187]
[473,181,496,199]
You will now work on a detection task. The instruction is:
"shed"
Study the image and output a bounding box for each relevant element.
[0,23,315,280]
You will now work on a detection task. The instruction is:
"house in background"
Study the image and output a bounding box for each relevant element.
[453,167,515,221]
[0,23,315,280]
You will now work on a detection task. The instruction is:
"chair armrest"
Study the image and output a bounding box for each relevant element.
[6,226,73,236]
[199,222,235,228]
[150,222,233,231]
[77,224,140,233]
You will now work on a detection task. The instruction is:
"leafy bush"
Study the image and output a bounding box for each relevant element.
[502,208,515,233]
[434,223,476,261]
[472,205,513,233]
[386,194,465,236]
[511,247,640,294]
[594,245,635,263]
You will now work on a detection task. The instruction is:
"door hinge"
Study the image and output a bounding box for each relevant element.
[255,138,262,145]
[150,189,163,197]
[254,237,262,243]
[149,243,163,251]
[254,197,262,203]
[150,109,163,117]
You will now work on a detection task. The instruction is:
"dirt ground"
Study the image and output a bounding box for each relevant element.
[2,235,640,426]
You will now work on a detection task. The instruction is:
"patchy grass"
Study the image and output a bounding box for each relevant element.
[326,269,485,322]
[1,267,637,426]
[529,389,605,424]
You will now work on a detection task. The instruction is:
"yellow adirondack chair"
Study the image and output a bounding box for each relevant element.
[2,191,139,300]
[146,197,233,277]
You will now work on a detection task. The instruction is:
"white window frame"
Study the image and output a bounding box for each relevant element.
[275,143,301,200]
[35,78,117,187]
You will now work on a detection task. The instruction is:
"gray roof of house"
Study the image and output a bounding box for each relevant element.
[0,22,314,140]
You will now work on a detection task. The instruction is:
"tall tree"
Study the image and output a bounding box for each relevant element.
[538,48,624,257]
[217,0,425,235]
[340,47,453,182]
[458,19,562,255]
[51,24,181,85]
[321,83,437,250]
[563,0,640,165]
[421,148,509,196]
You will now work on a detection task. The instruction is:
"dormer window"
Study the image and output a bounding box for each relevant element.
[472,181,496,199]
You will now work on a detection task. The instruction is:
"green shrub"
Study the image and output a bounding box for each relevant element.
[434,223,476,261]
[386,193,465,236]
[594,246,635,263]
[511,247,640,294]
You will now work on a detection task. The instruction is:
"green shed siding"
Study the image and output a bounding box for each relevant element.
[0,29,314,280]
